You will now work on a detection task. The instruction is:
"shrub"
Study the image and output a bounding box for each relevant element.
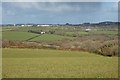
[98,40,118,56]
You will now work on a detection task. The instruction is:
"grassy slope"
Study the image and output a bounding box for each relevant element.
[3,48,118,78]
[30,34,73,41]
[2,27,117,41]
[2,31,73,41]
[65,31,118,36]
[2,31,39,41]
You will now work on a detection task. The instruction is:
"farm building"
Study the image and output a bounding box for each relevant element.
[40,32,45,34]
[37,25,50,27]
[21,25,25,27]
[85,28,91,32]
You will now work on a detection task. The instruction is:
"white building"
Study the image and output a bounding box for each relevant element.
[41,32,45,34]
[85,28,91,32]
[37,25,41,27]
[21,25,25,27]
[37,24,51,27]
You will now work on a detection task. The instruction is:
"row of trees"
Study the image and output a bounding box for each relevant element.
[28,30,55,34]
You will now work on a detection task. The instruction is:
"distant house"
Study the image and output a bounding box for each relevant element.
[37,25,50,27]
[85,28,91,32]
[37,25,41,27]
[21,25,25,27]
[14,24,16,26]
[40,32,45,34]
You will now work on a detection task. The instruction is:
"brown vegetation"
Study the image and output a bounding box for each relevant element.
[2,35,119,57]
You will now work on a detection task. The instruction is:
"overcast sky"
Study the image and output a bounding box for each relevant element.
[2,2,118,24]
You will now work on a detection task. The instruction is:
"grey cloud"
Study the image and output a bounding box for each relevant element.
[3,2,103,13]
[2,0,119,2]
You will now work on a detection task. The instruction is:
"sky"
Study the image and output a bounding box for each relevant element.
[1,1,118,24]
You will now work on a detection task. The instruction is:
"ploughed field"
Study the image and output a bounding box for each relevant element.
[3,48,118,78]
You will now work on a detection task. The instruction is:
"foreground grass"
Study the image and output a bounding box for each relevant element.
[2,48,118,78]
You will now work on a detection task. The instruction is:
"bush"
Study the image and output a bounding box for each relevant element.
[2,35,118,57]
[49,30,55,34]
[98,40,118,56]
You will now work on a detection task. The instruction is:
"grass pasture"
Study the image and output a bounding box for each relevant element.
[2,26,118,78]
[3,48,118,78]
[30,34,73,42]
[2,31,39,41]
[2,31,74,42]
[2,26,118,41]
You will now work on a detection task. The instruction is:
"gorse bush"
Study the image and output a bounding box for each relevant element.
[98,40,118,56]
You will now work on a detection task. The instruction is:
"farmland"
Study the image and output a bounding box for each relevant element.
[1,1,119,78]
[3,48,118,78]
[2,31,39,41]
[29,34,73,42]
[2,26,118,42]
[2,26,118,56]
[2,27,75,41]
[1,25,119,78]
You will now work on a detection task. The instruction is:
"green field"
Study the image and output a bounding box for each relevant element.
[3,48,118,78]
[30,34,73,41]
[2,31,39,41]
[2,31,73,41]
[65,30,118,36]
[2,26,118,78]
[2,26,118,41]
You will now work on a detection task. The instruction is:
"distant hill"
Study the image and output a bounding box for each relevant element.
[1,21,120,27]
